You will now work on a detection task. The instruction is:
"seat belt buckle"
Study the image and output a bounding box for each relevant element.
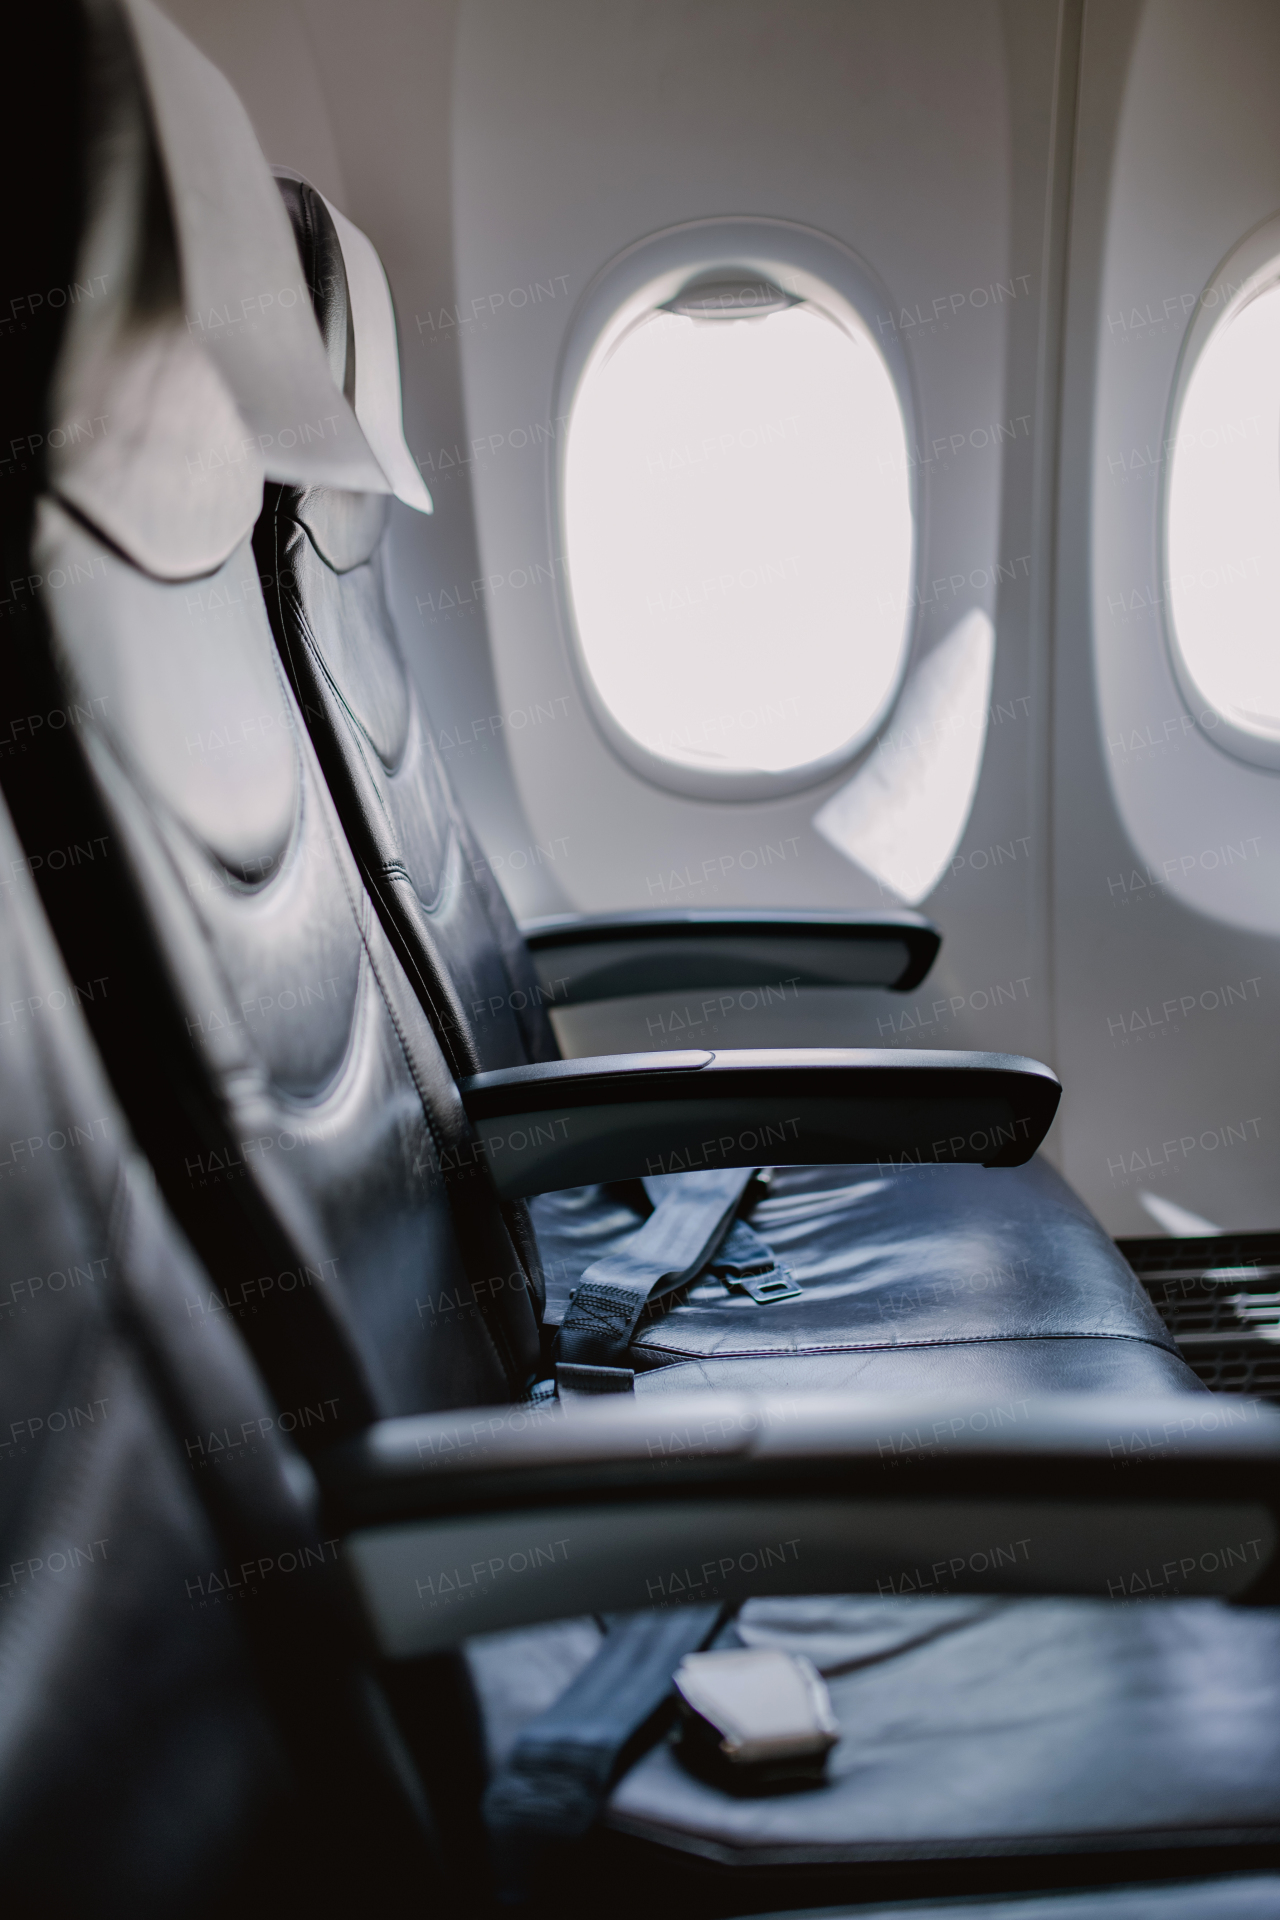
[673,1648,839,1794]
[723,1268,801,1304]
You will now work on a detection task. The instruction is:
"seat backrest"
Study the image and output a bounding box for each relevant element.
[0,0,542,1430]
[0,798,270,1907]
[256,179,559,1078]
[0,772,437,1906]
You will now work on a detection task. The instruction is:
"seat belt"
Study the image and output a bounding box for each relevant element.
[483,1603,729,1900]
[554,1168,795,1393]
[697,1210,802,1306]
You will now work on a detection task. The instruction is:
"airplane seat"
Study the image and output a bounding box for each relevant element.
[463,1589,1280,1913]
[0,789,436,1908]
[0,825,276,1909]
[243,167,1280,1913]
[3,683,1274,1919]
[255,179,1200,1404]
[0,0,546,1428]
[258,172,563,1080]
[3,9,1279,1915]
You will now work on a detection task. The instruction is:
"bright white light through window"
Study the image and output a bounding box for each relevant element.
[563,300,914,779]
[813,610,995,905]
[1167,280,1280,744]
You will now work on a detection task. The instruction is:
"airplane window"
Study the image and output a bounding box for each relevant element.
[563,280,914,786]
[1166,274,1280,767]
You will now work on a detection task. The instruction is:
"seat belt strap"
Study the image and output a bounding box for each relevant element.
[555,1167,755,1383]
[556,1170,799,1388]
[643,1172,797,1300]
[642,1173,795,1301]
[483,1603,726,1897]
[703,1214,802,1305]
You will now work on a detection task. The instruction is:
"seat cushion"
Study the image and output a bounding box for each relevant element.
[607,1597,1280,1868]
[750,1877,1280,1919]
[632,1336,1199,1398]
[530,1157,1196,1393]
[466,1598,1280,1910]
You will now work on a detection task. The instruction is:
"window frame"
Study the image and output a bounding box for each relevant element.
[550,217,921,803]
[1162,209,1280,774]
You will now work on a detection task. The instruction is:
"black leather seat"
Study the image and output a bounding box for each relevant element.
[238,178,1280,1908]
[1,0,543,1431]
[254,180,1196,1404]
[342,1379,1280,1913]
[5,17,1267,1912]
[4,724,1271,1920]
[0,793,271,1910]
[0,28,1192,1423]
[606,1592,1280,1906]
[239,175,1280,1914]
[0,780,433,1909]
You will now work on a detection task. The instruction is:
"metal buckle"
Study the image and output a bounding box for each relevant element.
[674,1648,839,1792]
[725,1270,802,1305]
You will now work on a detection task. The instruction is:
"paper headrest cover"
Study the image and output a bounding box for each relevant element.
[321,196,433,513]
[47,0,390,582]
[122,0,388,495]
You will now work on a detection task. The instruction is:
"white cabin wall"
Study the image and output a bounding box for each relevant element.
[1055,0,1280,1232]
[450,0,1071,1086]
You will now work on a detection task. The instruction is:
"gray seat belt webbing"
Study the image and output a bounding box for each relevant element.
[555,1167,756,1383]
[483,1603,726,1897]
[687,1204,799,1303]
[645,1174,796,1300]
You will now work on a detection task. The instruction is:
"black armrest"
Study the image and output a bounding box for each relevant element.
[520,909,940,1002]
[459,1047,1060,1197]
[325,1392,1280,1655]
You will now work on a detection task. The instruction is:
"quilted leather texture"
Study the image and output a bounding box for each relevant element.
[261,507,555,1075]
[0,790,288,1905]
[0,780,441,1906]
[2,499,540,1421]
[256,181,556,1079]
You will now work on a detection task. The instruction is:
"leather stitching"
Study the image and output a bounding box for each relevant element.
[635,1328,1185,1358]
[562,1280,644,1335]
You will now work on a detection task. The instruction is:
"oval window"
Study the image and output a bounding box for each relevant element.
[562,279,914,787]
[1166,273,1280,764]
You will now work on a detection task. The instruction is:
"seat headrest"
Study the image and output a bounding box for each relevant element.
[322,197,433,517]
[274,172,433,518]
[48,0,390,582]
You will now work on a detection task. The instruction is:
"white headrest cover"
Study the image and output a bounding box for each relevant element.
[48,0,260,579]
[321,196,433,513]
[122,0,389,497]
[48,0,392,583]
